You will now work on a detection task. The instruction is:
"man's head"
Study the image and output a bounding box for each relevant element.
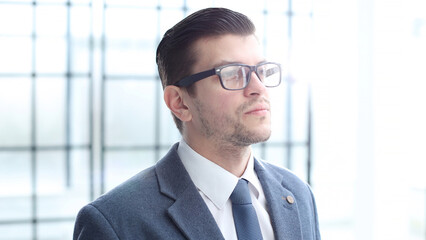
[156,8,256,132]
[157,8,280,147]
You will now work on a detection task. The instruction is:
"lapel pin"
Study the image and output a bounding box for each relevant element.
[283,195,294,204]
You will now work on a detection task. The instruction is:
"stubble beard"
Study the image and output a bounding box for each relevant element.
[194,98,271,148]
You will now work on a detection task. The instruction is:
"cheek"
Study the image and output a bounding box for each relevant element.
[195,80,240,116]
[214,94,237,116]
[199,88,226,109]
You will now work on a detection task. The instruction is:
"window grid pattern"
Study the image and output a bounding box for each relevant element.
[0,0,313,239]
[0,0,94,239]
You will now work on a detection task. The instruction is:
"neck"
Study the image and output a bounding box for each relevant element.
[183,135,252,177]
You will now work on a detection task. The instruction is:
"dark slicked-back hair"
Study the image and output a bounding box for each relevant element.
[156,8,256,133]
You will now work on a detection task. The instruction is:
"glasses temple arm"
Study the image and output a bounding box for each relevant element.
[174,69,217,87]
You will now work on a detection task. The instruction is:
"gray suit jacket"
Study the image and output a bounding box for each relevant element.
[73,143,321,239]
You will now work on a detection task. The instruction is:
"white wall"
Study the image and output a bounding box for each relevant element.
[312,0,426,239]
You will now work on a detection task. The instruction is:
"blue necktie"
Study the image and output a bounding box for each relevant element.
[230,179,263,240]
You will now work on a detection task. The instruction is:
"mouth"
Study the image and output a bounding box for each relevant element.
[244,104,270,116]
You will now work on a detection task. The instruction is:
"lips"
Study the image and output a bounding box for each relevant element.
[244,104,270,115]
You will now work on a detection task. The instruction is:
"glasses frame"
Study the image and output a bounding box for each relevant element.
[173,62,281,90]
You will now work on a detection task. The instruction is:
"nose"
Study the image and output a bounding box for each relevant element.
[243,71,267,97]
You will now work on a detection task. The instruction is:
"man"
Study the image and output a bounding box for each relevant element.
[73,7,320,240]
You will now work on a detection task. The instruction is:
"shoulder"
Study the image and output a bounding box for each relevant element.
[255,159,316,204]
[95,165,159,205]
[74,163,178,239]
[81,143,183,222]
[257,160,309,188]
[86,166,166,220]
[91,143,181,209]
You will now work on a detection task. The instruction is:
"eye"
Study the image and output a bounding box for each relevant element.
[259,64,279,78]
[255,66,267,81]
[221,66,242,81]
[235,67,247,80]
[220,65,247,89]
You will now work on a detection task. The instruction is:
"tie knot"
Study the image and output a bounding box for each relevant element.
[230,179,252,205]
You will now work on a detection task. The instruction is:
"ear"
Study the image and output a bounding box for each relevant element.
[163,86,192,122]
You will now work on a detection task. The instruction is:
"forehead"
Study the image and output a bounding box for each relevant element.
[191,34,264,70]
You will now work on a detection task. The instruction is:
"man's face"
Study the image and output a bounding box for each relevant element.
[186,34,272,147]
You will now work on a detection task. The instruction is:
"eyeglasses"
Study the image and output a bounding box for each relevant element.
[174,62,281,90]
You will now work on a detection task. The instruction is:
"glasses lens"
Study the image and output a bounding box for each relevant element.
[257,63,281,87]
[220,65,249,90]
[219,63,281,90]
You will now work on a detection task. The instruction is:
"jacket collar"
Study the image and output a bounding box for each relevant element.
[155,143,224,240]
[155,143,302,240]
[254,159,303,240]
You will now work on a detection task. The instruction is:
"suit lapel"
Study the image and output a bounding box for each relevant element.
[155,144,224,240]
[254,159,303,240]
[168,185,223,240]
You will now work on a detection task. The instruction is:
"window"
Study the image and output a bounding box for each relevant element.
[0,0,313,239]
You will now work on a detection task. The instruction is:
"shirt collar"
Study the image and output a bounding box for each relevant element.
[241,155,261,199]
[177,139,261,209]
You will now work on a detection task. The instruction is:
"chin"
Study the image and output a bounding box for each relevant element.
[257,131,272,143]
[228,128,270,147]
[247,128,272,144]
[255,124,271,136]
[228,121,271,146]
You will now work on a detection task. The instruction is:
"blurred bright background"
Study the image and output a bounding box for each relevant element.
[0,0,425,239]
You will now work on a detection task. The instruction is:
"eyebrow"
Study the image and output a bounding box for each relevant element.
[212,61,236,68]
[212,59,268,69]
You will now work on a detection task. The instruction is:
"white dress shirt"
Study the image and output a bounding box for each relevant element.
[178,140,275,240]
